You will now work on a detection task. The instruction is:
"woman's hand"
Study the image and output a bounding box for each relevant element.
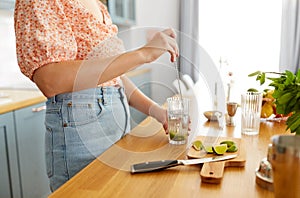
[140,28,179,63]
[149,103,192,135]
[149,104,168,133]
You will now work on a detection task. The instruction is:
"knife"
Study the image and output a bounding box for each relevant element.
[131,154,237,173]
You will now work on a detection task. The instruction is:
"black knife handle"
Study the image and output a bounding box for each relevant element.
[131,160,180,173]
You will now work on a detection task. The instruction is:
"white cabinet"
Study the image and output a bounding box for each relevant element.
[0,102,50,198]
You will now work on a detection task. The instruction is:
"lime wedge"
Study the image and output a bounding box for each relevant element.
[169,131,186,141]
[173,135,185,141]
[220,140,238,152]
[213,144,228,155]
[227,144,238,152]
[220,140,235,148]
[192,140,203,151]
[204,146,214,154]
[169,131,176,140]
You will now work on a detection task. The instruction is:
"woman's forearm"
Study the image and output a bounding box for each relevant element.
[33,28,178,98]
[121,76,167,130]
[33,49,147,97]
[121,75,155,115]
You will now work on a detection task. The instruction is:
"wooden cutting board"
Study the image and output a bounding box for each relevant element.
[187,136,246,184]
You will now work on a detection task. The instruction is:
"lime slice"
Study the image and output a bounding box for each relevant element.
[219,140,238,152]
[173,135,185,141]
[192,140,203,151]
[169,131,186,141]
[204,146,214,154]
[213,144,228,155]
[220,140,235,148]
[227,144,238,152]
[169,131,176,140]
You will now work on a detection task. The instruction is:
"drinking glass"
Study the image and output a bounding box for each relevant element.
[226,102,238,126]
[167,97,190,145]
[241,92,263,135]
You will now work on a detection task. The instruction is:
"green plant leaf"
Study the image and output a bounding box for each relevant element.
[248,69,300,135]
[296,126,300,135]
[256,75,261,81]
[247,88,259,92]
[289,119,300,132]
[248,71,261,77]
[286,70,295,82]
[296,70,300,83]
[259,73,266,85]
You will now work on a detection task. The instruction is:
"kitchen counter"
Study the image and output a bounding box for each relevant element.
[0,89,46,114]
[49,109,290,197]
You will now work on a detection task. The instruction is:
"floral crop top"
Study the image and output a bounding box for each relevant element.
[14,0,125,86]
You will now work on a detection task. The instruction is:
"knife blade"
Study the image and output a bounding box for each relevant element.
[131,154,237,173]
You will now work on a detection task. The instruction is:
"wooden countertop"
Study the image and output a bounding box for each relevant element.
[49,110,290,197]
[0,89,46,114]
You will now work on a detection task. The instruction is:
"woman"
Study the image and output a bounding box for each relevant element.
[14,0,179,191]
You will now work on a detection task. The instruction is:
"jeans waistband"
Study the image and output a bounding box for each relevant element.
[47,86,123,104]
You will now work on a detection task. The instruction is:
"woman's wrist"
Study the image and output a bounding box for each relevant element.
[136,47,151,64]
[149,103,167,124]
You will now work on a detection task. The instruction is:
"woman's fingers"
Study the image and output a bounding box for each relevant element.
[149,104,169,134]
[163,122,168,134]
[161,32,179,62]
[162,28,177,39]
[163,28,179,57]
[165,33,179,57]
[143,28,179,63]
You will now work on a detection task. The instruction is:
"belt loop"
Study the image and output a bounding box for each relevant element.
[118,87,124,99]
[100,86,105,105]
[117,86,128,137]
[50,95,57,104]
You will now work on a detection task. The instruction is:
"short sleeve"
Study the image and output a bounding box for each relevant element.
[14,0,77,80]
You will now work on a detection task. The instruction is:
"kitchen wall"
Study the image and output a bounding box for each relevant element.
[0,9,37,89]
[0,0,180,103]
[128,0,180,104]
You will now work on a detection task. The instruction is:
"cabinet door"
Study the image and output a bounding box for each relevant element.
[14,103,50,198]
[0,112,21,198]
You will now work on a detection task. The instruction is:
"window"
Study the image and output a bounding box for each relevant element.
[0,0,15,10]
[198,0,282,93]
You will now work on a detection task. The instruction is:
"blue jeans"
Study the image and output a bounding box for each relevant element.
[45,86,130,191]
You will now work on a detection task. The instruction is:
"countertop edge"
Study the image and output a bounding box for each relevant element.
[0,89,47,114]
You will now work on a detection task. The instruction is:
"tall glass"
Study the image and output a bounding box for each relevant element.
[241,92,263,135]
[167,97,190,145]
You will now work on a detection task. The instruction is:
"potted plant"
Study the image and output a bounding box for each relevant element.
[248,70,300,135]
